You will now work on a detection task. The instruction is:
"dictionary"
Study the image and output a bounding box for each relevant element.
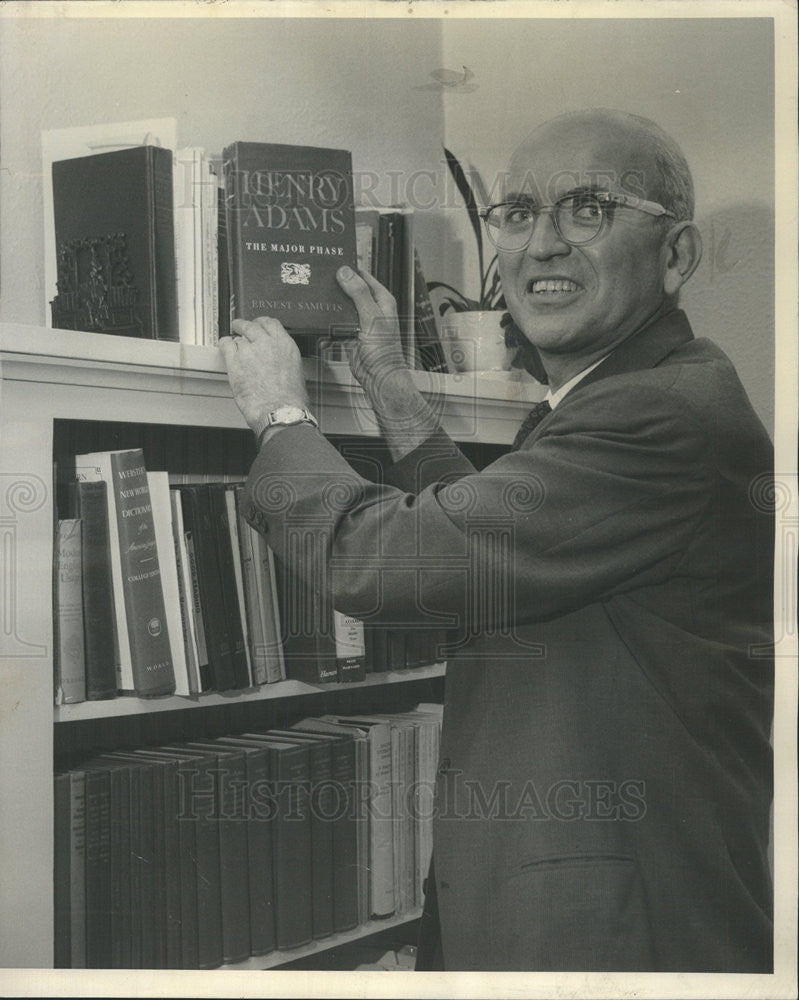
[222,141,359,337]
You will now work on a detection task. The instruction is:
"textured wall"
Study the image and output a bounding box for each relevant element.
[439,17,775,431]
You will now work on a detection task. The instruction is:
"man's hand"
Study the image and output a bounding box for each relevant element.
[219,316,309,439]
[336,265,408,396]
[336,265,441,462]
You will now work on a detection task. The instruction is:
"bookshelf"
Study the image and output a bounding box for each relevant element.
[0,320,539,970]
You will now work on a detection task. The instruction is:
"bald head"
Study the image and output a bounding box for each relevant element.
[508,108,694,222]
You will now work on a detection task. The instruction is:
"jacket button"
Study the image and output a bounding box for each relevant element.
[437,757,451,776]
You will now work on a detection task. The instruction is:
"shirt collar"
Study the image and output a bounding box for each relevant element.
[544,355,608,409]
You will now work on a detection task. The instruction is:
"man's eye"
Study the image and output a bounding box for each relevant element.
[570,199,601,220]
[504,205,533,225]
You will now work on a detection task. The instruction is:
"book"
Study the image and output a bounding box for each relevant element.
[290,724,359,932]
[53,773,73,967]
[75,449,175,696]
[184,741,251,964]
[263,731,336,940]
[51,145,178,340]
[208,738,276,957]
[84,765,112,968]
[234,735,313,949]
[273,551,338,684]
[333,611,366,683]
[54,518,86,704]
[177,485,237,691]
[168,488,204,694]
[247,516,286,684]
[148,472,191,696]
[207,484,250,689]
[71,481,117,699]
[223,141,359,337]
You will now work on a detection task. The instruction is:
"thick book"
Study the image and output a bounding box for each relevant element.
[184,741,251,964]
[223,141,359,337]
[207,484,250,689]
[273,552,338,684]
[234,735,313,950]
[51,145,178,340]
[54,518,86,704]
[290,723,359,932]
[60,480,117,699]
[53,773,72,967]
[84,765,112,968]
[208,737,276,957]
[74,449,175,695]
[177,485,237,691]
[263,731,335,940]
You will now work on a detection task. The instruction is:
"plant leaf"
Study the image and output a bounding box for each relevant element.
[444,146,484,284]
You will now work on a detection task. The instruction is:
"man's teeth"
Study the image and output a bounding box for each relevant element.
[529,279,578,294]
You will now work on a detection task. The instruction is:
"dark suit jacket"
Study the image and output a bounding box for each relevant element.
[243,309,774,972]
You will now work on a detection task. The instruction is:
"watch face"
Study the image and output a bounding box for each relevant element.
[275,406,304,424]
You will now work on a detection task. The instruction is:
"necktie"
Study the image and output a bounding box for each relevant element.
[511,399,552,451]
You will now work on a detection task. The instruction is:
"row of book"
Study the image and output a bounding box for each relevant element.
[49,139,448,370]
[54,447,447,703]
[54,705,443,969]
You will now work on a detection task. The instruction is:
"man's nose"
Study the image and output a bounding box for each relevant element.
[525,209,571,260]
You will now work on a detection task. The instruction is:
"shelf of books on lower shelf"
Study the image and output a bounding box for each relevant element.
[54,704,443,970]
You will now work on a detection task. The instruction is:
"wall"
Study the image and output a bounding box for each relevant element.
[440,16,775,431]
[0,12,775,429]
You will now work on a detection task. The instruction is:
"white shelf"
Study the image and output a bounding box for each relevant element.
[54,663,446,722]
[0,322,544,444]
[225,909,421,971]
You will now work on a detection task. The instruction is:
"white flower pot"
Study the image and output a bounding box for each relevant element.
[440,310,514,372]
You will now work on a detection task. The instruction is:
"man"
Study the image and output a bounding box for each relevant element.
[220,109,774,972]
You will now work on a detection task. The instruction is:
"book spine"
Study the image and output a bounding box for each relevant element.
[184,530,212,688]
[147,145,179,341]
[367,726,395,917]
[307,742,334,939]
[54,774,72,968]
[208,485,250,689]
[68,770,87,968]
[108,450,175,695]
[224,487,254,684]
[55,518,86,704]
[222,146,244,321]
[235,499,269,685]
[85,767,112,968]
[273,748,313,949]
[77,482,118,699]
[329,739,359,932]
[148,472,190,696]
[413,248,448,373]
[333,611,366,682]
[217,182,231,338]
[169,489,202,693]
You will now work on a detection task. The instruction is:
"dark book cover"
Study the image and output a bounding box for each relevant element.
[74,448,176,696]
[264,731,335,940]
[217,184,231,339]
[223,141,358,337]
[73,480,117,699]
[291,725,359,932]
[178,486,236,691]
[234,735,313,950]
[207,484,250,690]
[273,552,338,684]
[51,146,178,340]
[84,766,112,968]
[53,773,72,968]
[150,747,223,970]
[184,742,251,964]
[209,738,276,956]
[387,629,407,672]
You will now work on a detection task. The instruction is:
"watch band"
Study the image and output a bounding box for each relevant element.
[255,407,318,450]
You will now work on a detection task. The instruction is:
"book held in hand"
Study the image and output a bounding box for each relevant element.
[223,141,359,338]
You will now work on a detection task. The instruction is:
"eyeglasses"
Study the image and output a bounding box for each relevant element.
[480,191,676,251]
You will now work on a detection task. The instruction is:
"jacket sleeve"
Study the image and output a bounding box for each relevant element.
[242,375,713,632]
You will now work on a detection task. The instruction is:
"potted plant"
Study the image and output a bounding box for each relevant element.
[429,148,547,383]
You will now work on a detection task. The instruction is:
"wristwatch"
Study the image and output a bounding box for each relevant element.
[255,405,319,449]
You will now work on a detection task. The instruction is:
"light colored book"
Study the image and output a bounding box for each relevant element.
[54,518,85,704]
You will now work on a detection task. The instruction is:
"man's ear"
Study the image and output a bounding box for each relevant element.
[662,221,703,296]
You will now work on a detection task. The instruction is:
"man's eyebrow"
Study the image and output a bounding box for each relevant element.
[502,184,608,204]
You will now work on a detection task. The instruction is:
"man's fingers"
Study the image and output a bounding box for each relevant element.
[231,316,286,342]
